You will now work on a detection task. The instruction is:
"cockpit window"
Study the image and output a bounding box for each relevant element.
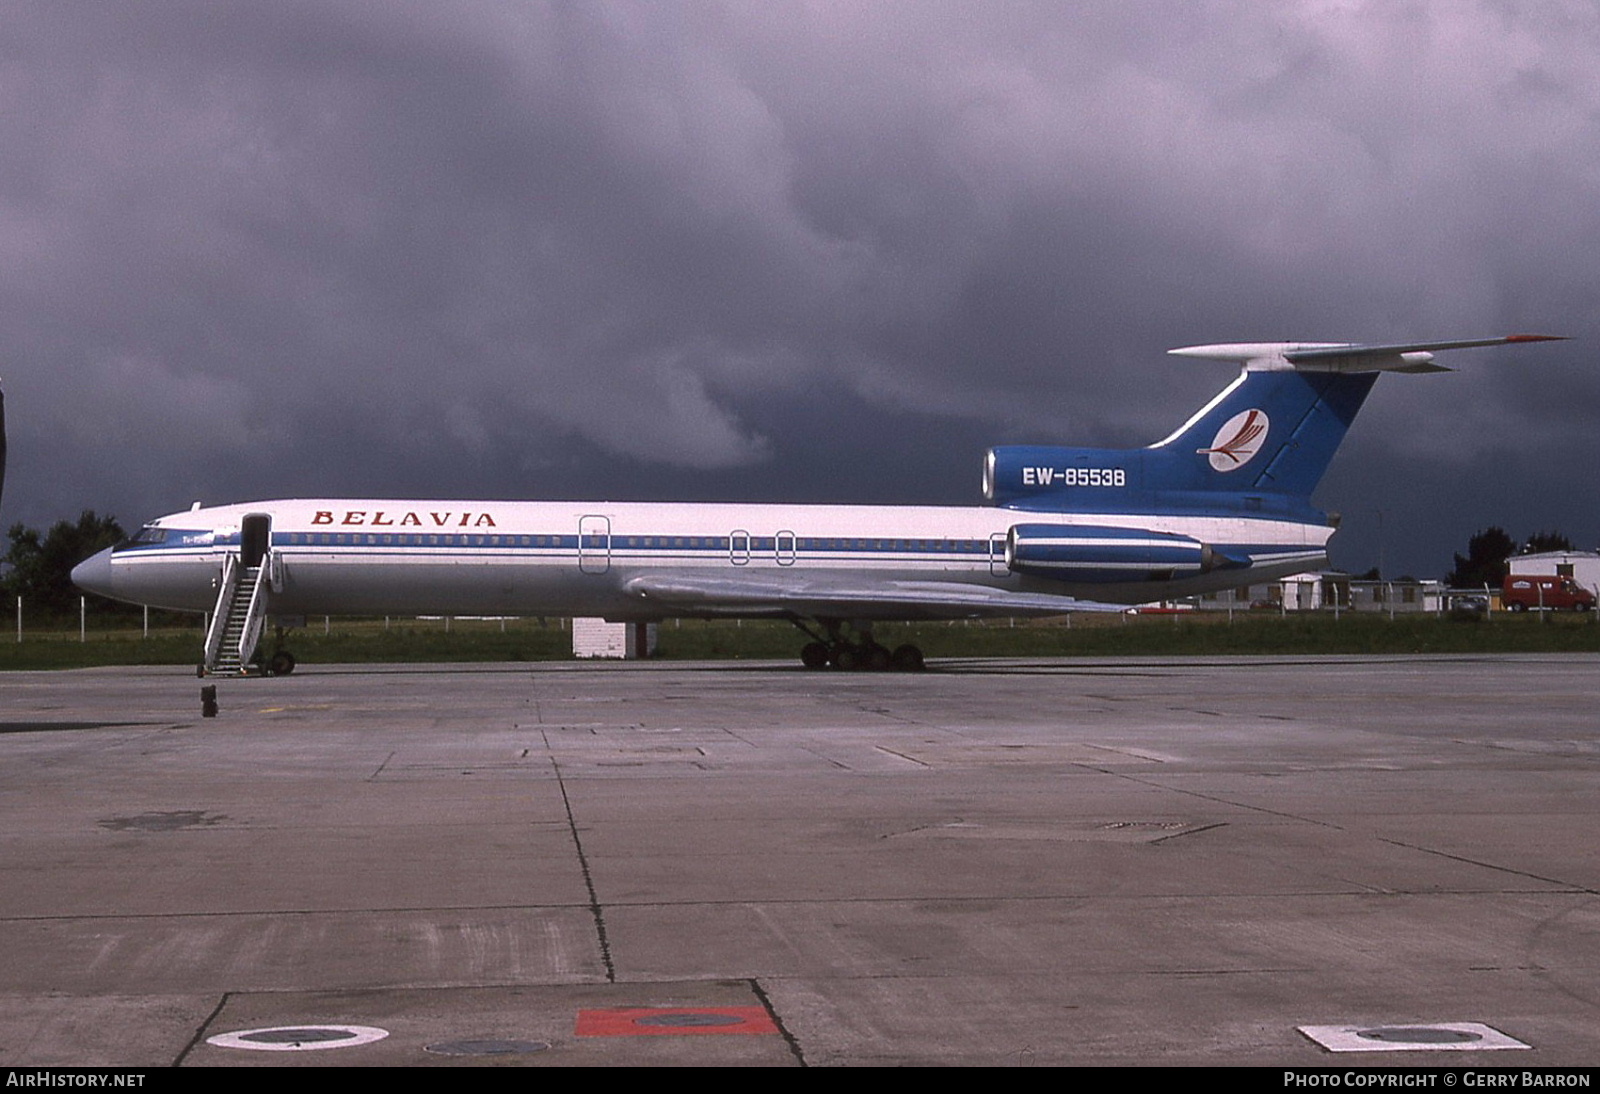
[114,526,168,551]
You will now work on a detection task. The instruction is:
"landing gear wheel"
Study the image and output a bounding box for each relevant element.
[788,619,903,672]
[891,644,925,672]
[268,650,297,676]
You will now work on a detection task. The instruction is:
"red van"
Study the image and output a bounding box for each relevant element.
[1502,574,1596,612]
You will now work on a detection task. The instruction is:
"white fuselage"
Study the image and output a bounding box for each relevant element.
[82,497,1330,620]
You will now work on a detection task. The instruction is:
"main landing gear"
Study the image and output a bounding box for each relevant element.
[792,619,924,672]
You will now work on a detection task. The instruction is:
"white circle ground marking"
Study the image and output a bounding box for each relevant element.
[207,1024,390,1051]
[1297,1023,1529,1053]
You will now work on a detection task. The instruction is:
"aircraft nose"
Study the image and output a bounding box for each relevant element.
[71,547,115,598]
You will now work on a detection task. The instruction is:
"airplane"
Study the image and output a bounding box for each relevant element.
[71,334,1563,675]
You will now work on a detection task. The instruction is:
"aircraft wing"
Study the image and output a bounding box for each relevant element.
[619,570,1126,621]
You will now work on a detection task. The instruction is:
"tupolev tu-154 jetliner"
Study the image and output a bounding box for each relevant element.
[73,334,1561,674]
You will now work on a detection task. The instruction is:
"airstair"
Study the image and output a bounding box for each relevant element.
[202,552,271,676]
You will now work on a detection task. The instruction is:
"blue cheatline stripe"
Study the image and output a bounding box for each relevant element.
[112,530,1311,564]
[118,532,1006,557]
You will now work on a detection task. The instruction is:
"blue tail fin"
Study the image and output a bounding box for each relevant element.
[983,336,1563,517]
[1145,367,1378,497]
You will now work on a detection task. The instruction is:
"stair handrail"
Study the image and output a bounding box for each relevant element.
[202,553,239,670]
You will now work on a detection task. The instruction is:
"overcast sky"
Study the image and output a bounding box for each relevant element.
[3,1,1596,578]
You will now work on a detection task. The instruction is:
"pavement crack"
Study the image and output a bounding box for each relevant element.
[1148,821,1227,844]
[174,991,230,1066]
[367,750,396,780]
[749,978,806,1067]
[873,745,930,767]
[1377,836,1592,892]
[1084,767,1345,829]
[541,727,615,983]
[799,745,851,770]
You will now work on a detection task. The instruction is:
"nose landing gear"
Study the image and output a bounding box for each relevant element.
[264,624,296,676]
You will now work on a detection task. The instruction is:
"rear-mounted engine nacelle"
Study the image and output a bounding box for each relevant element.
[1006,523,1235,584]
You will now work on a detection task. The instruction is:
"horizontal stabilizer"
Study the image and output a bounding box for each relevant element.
[1169,335,1565,374]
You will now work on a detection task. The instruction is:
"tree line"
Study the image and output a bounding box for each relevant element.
[1445,528,1574,588]
[1,511,132,619]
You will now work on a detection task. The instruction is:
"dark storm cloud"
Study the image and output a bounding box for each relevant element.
[3,1,1596,577]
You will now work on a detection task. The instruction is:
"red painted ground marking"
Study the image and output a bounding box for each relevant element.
[575,1006,778,1037]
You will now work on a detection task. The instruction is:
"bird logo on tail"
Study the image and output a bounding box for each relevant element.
[1199,409,1268,472]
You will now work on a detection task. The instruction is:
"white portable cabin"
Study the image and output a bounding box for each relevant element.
[572,618,658,659]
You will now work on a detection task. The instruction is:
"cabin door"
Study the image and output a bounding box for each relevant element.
[578,515,610,574]
[241,513,272,569]
[989,532,1009,576]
